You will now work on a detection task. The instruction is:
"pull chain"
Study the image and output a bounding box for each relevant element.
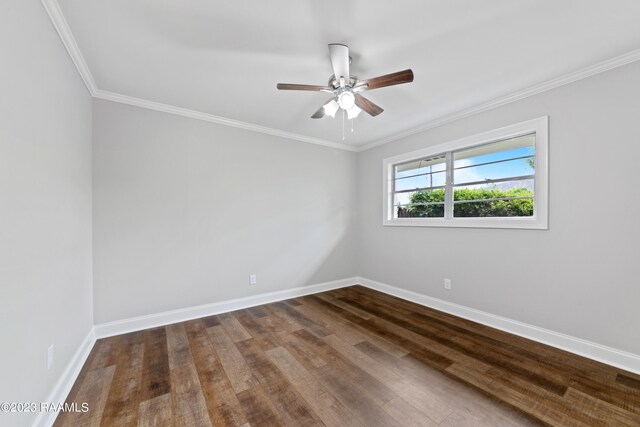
[351,118,354,133]
[342,110,345,140]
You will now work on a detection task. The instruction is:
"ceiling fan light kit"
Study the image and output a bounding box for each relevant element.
[323,99,339,118]
[277,43,414,128]
[338,91,356,110]
[347,105,362,120]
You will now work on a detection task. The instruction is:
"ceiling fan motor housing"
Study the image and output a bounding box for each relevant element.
[329,75,358,89]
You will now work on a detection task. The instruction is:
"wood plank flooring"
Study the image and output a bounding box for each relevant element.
[54,286,640,426]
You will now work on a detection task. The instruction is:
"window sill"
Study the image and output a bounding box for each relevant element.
[382,216,548,230]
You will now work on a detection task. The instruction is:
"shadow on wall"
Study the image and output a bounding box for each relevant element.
[265,204,354,287]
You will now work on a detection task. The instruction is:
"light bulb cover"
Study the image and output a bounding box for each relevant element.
[347,105,361,120]
[338,91,355,110]
[323,99,339,118]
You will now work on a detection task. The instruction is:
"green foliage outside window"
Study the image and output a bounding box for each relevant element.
[399,187,533,218]
[401,188,445,217]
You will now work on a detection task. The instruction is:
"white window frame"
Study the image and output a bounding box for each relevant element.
[383,116,549,229]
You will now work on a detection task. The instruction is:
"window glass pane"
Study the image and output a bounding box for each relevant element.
[395,170,446,191]
[454,134,534,163]
[453,180,534,217]
[453,199,534,217]
[394,155,446,193]
[453,134,535,185]
[395,155,446,178]
[393,192,413,206]
[393,190,445,218]
[454,179,534,194]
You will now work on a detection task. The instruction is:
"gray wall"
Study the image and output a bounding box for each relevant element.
[92,99,358,324]
[0,2,94,426]
[357,60,640,355]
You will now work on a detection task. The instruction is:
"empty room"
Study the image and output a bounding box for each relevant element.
[3,1,640,426]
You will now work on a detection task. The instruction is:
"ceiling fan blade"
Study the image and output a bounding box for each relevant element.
[311,105,325,119]
[354,94,384,117]
[312,98,339,119]
[328,43,350,81]
[361,69,414,90]
[276,83,331,91]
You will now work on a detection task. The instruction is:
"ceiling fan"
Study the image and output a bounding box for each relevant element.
[277,43,414,120]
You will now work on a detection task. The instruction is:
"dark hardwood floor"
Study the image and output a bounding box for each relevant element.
[54,286,640,426]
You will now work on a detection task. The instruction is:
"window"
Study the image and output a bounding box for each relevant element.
[383,117,548,229]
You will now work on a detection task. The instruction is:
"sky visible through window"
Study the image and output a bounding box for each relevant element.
[455,146,534,187]
[396,147,534,191]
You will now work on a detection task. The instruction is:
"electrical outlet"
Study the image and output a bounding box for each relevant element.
[444,278,452,290]
[249,274,257,285]
[47,344,54,369]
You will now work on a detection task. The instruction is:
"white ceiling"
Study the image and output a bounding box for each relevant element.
[55,0,640,148]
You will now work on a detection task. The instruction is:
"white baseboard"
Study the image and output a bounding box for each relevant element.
[356,276,640,375]
[94,277,358,338]
[32,328,96,427]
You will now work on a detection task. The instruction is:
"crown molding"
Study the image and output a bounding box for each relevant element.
[358,48,640,152]
[40,0,356,152]
[41,0,97,95]
[42,0,640,154]
[94,89,358,152]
